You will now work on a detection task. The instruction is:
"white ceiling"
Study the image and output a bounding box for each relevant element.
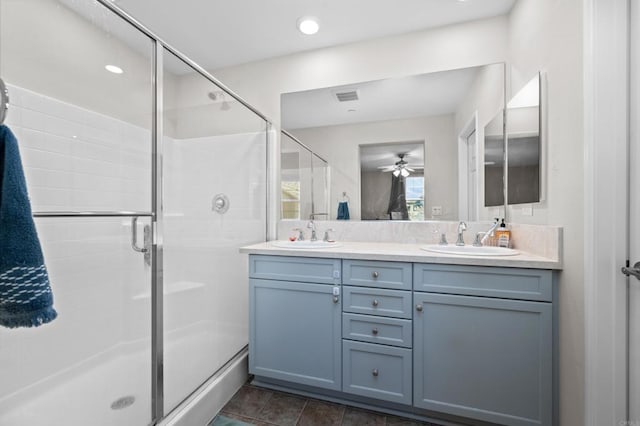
[109,0,516,70]
[281,66,481,129]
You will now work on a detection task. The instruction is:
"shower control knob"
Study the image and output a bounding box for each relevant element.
[212,194,230,214]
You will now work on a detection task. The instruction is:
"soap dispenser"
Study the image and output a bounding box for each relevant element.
[496,219,511,248]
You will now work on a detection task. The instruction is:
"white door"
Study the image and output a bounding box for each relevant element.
[629,0,640,419]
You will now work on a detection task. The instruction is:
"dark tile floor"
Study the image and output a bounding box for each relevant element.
[217,383,436,426]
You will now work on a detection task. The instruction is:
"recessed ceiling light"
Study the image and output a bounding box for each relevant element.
[297,16,319,35]
[105,64,123,74]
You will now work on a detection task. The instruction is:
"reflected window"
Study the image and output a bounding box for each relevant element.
[406,176,424,221]
[281,181,301,219]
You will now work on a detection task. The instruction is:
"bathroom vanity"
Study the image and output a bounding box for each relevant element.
[242,242,560,426]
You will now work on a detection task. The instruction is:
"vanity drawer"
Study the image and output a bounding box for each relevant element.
[343,313,412,348]
[342,286,412,319]
[343,340,412,405]
[413,264,553,302]
[342,260,412,290]
[249,255,341,285]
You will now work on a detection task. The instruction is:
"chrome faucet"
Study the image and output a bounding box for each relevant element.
[456,221,467,246]
[307,216,318,241]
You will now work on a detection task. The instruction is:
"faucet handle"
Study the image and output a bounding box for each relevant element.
[292,228,305,241]
[323,228,335,242]
[473,232,484,247]
[439,233,448,245]
[455,221,467,246]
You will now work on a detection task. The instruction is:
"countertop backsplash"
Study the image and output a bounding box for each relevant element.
[277,220,562,263]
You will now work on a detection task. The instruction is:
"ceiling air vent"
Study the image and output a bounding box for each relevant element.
[335,90,359,102]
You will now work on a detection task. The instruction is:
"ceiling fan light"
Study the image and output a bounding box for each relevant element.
[401,168,410,177]
[393,169,401,177]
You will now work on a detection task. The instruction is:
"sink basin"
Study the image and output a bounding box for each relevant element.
[421,244,519,257]
[271,240,342,249]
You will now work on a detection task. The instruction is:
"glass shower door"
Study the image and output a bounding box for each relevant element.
[312,153,330,219]
[161,49,268,413]
[0,0,155,424]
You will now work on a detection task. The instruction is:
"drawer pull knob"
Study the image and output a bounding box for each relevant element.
[372,328,379,335]
[416,304,423,312]
[372,299,379,307]
[333,296,339,304]
[372,271,379,278]
[372,369,379,377]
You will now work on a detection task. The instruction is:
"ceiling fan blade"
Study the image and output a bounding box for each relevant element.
[405,167,415,172]
[378,166,396,171]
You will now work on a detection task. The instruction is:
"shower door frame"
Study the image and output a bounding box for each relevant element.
[90,1,273,423]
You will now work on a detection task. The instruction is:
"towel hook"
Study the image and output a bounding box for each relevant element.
[0,77,9,126]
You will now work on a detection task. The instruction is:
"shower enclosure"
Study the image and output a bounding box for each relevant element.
[0,0,269,424]
[280,130,329,221]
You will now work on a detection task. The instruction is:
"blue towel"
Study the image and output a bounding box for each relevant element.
[0,125,56,328]
[337,201,350,220]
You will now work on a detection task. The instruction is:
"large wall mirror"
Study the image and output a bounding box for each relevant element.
[280,63,509,221]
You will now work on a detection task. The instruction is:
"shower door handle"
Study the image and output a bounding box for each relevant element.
[622,261,640,281]
[131,217,148,253]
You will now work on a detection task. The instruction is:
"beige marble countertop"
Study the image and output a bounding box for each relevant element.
[240,241,562,270]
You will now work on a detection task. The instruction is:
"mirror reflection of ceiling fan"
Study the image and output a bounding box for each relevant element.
[378,153,424,177]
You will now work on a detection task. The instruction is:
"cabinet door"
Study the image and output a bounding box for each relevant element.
[413,292,552,426]
[249,279,342,390]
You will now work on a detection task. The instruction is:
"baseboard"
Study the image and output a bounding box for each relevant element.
[159,347,248,426]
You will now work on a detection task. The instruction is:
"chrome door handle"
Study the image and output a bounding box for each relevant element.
[622,261,640,280]
[131,217,148,253]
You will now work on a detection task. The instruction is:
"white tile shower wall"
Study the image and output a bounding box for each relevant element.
[0,84,152,404]
[4,84,151,212]
[162,131,266,412]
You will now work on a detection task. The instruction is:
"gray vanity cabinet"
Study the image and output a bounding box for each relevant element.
[249,255,342,391]
[413,264,554,426]
[248,254,556,426]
